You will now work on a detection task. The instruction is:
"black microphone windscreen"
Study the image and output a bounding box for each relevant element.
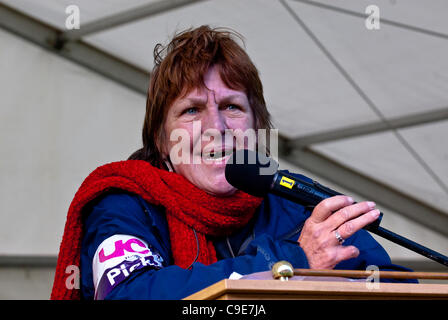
[225,149,278,197]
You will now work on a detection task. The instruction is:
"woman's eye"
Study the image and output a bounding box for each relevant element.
[226,104,240,111]
[183,107,198,115]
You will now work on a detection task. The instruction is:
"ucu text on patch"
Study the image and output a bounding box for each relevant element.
[99,237,150,262]
[92,234,164,299]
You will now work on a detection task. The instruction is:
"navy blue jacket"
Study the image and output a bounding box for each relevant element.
[80,174,416,300]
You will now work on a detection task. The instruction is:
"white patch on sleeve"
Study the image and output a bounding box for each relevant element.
[92,234,163,299]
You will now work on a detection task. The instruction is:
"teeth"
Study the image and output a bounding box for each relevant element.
[209,151,223,159]
[204,149,233,160]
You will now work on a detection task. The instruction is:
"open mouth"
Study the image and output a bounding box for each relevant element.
[202,148,235,161]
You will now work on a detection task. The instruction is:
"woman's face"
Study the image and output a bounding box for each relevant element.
[162,66,255,196]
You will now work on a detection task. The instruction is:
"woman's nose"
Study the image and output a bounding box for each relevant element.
[202,107,227,135]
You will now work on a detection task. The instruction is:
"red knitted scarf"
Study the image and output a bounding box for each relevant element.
[50,160,262,300]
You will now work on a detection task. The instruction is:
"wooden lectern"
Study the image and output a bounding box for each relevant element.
[185,278,448,300]
[185,262,448,300]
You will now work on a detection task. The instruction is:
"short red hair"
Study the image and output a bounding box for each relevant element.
[129,25,272,167]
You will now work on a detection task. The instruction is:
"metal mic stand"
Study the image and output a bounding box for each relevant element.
[311,178,448,268]
[365,223,448,267]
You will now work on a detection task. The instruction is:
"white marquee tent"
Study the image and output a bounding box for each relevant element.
[0,0,447,299]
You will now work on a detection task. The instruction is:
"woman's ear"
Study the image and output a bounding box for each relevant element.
[157,132,175,172]
[155,129,168,159]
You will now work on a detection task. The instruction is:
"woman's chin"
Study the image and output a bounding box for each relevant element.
[202,181,236,197]
[175,163,237,196]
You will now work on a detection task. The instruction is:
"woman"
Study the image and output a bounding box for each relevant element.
[51,26,414,300]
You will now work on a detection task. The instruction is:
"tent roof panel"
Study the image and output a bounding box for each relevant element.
[313,124,448,213]
[312,0,448,35]
[0,0,157,29]
[289,1,448,119]
[399,120,448,187]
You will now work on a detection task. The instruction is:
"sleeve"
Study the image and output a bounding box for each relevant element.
[80,192,311,300]
[80,191,169,300]
[107,234,310,300]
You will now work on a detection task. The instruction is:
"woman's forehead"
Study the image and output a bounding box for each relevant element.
[179,66,247,99]
[176,85,247,105]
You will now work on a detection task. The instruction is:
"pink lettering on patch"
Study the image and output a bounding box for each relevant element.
[99,238,150,263]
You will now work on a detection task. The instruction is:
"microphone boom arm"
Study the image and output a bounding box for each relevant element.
[367,226,448,267]
[275,172,448,268]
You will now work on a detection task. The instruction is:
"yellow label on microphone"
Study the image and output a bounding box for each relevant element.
[280,176,295,189]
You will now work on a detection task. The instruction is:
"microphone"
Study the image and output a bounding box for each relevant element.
[225,149,382,229]
[225,149,351,209]
[225,149,382,230]
[225,149,448,267]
